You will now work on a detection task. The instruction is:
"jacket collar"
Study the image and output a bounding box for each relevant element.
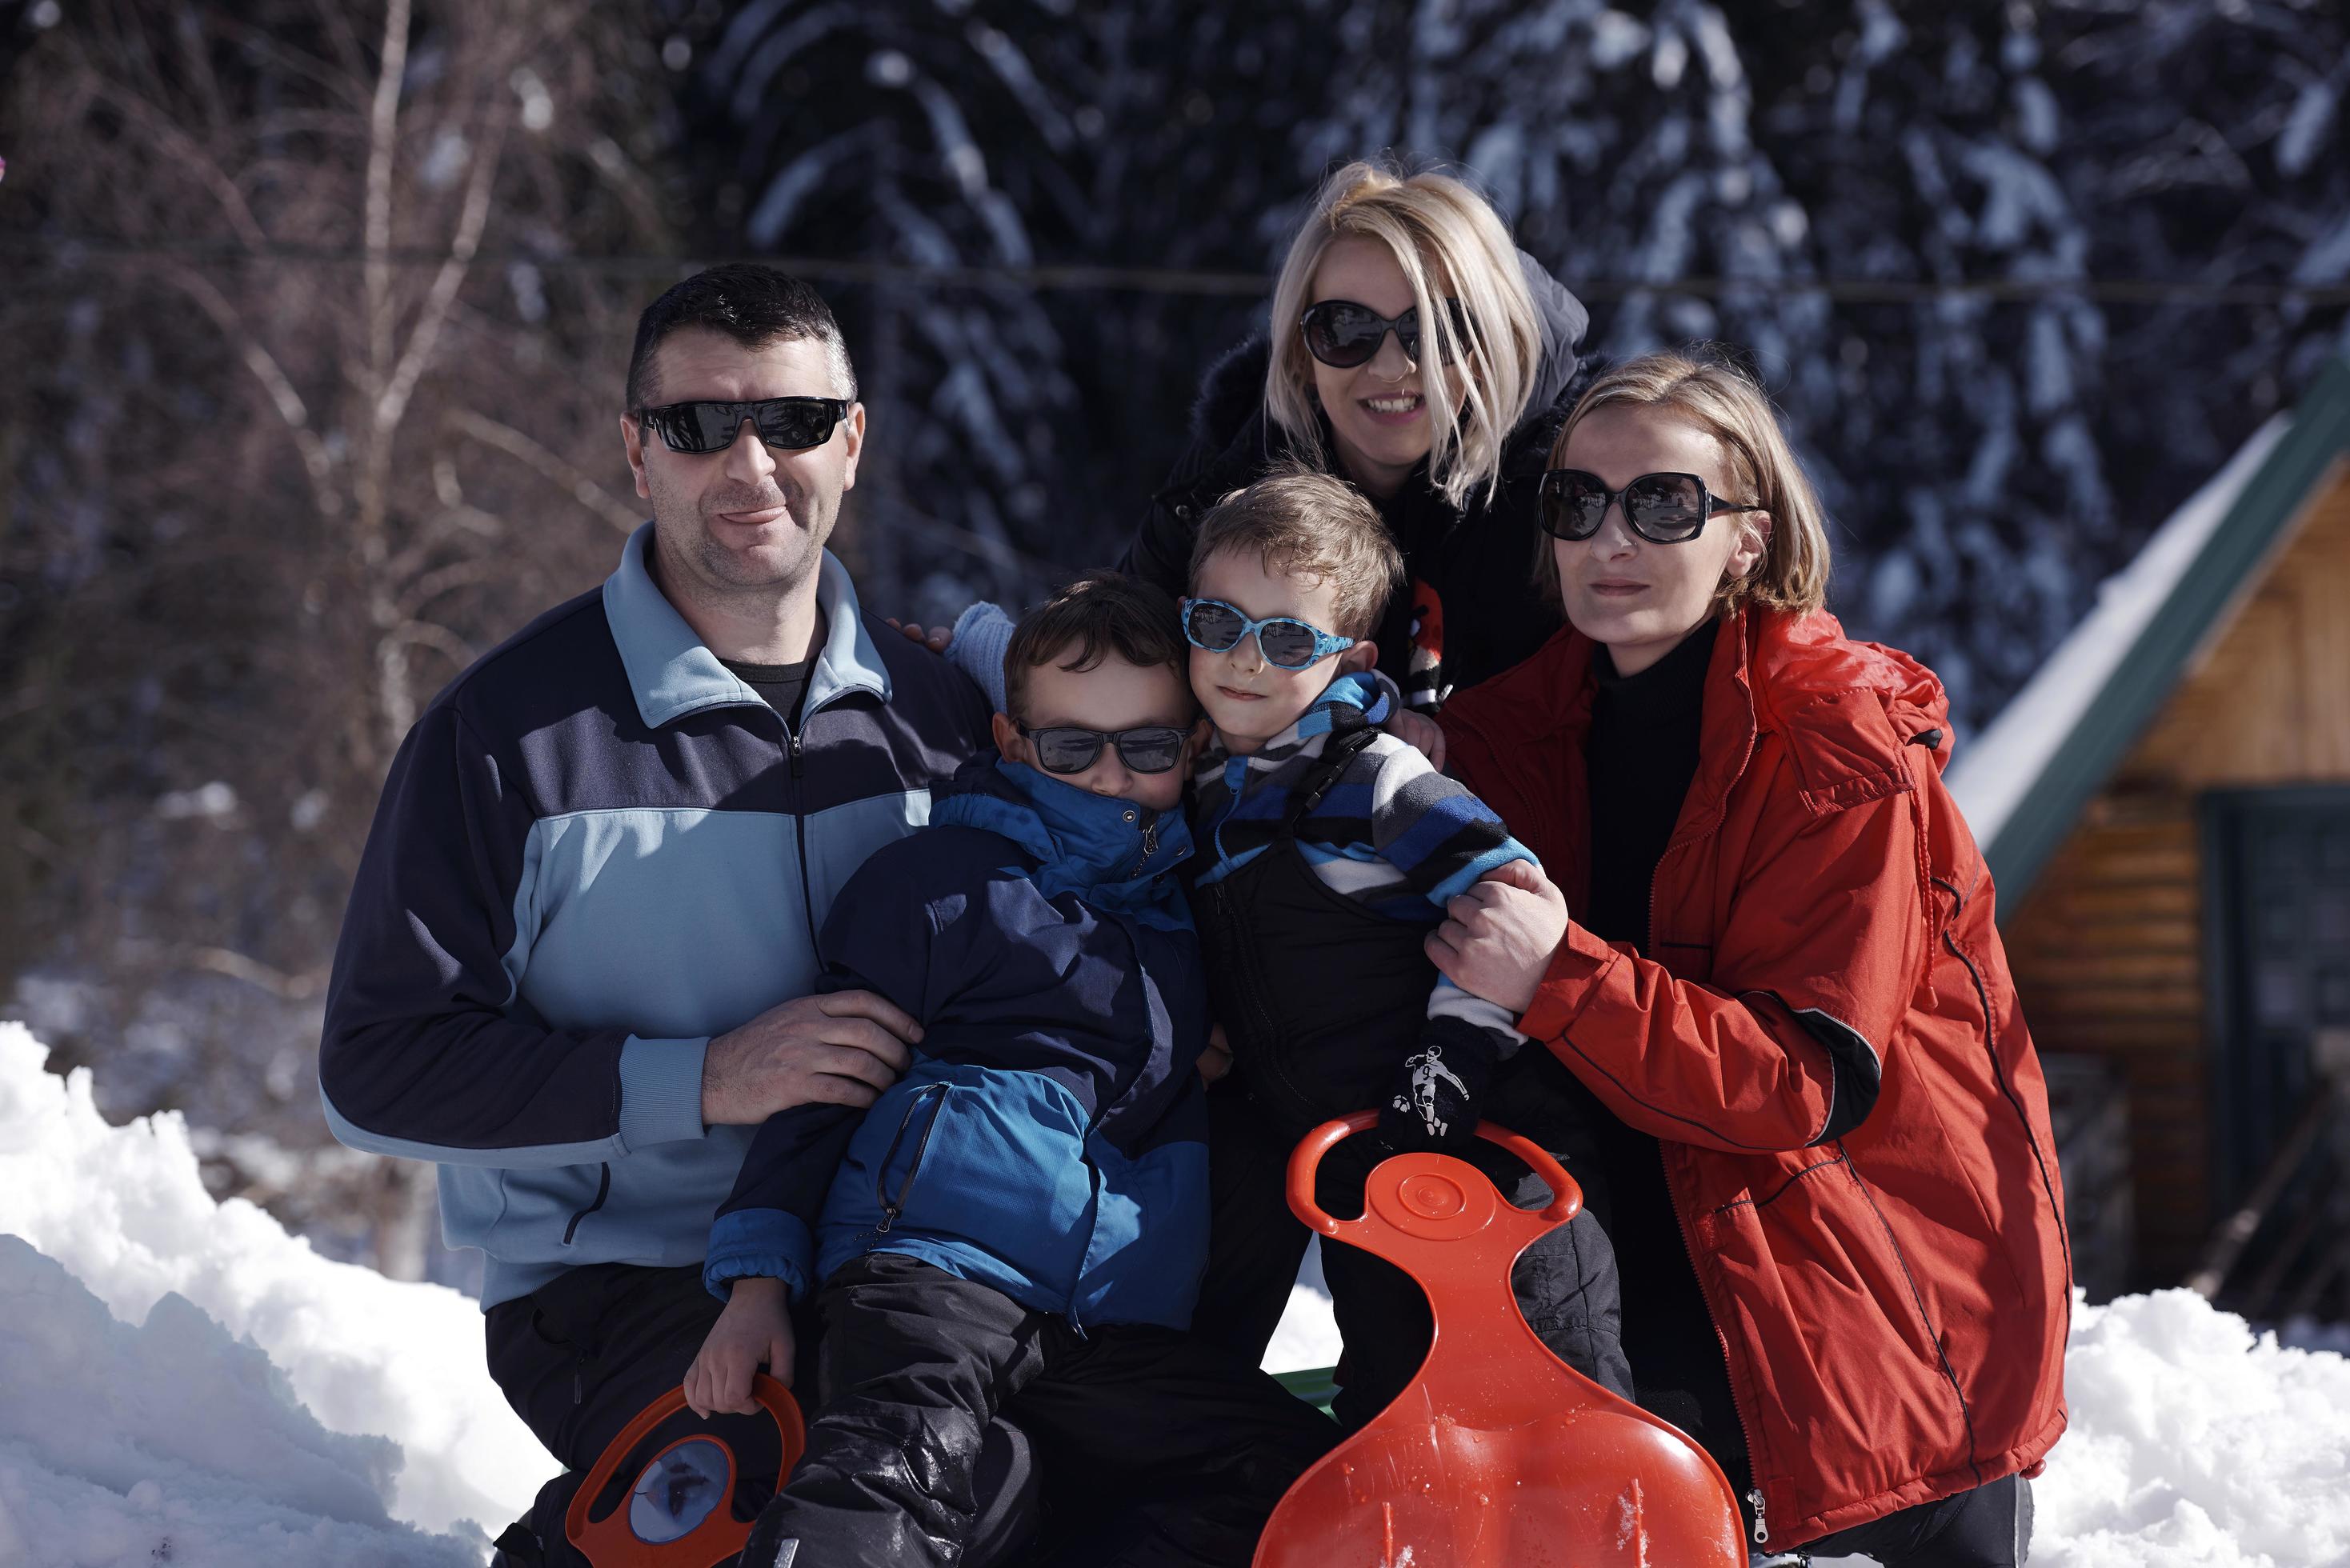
[1196,669,1396,777]
[931,757,1196,930]
[602,522,892,730]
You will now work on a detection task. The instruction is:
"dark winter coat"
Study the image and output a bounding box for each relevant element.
[705,756,1213,1333]
[1439,608,2072,1551]
[1119,252,1589,708]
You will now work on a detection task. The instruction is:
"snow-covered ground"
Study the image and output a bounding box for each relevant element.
[3,1020,2348,1567]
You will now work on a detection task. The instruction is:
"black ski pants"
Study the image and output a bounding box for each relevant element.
[1192,1078,1634,1431]
[744,1252,1339,1568]
[1796,1473,2035,1567]
[483,1260,1039,1566]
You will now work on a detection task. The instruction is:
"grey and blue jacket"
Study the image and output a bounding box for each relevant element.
[318,523,991,1308]
[705,756,1212,1332]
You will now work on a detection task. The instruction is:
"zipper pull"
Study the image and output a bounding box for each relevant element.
[874,1205,899,1236]
[1141,816,1160,859]
[787,730,803,778]
[1747,1487,1768,1545]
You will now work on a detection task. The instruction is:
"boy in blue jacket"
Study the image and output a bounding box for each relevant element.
[685,572,1335,1568]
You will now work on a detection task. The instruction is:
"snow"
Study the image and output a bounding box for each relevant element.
[0,1022,554,1566]
[7,1017,2350,1566]
[1945,414,2287,851]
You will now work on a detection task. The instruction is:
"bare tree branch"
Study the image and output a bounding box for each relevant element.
[445,406,643,533]
[375,114,507,435]
[166,266,341,518]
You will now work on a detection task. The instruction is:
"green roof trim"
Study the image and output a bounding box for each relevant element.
[1988,356,2350,914]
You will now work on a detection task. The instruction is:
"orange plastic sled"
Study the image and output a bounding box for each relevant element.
[564,1374,806,1568]
[1255,1114,1745,1568]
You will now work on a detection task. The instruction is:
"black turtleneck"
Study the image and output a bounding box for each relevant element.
[1579,616,1753,1501]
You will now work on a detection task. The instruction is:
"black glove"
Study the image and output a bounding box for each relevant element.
[1379,1018,1505,1150]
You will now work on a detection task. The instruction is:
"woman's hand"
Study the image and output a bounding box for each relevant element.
[684,1277,795,1418]
[883,617,953,654]
[1380,707,1447,770]
[1426,859,1569,1016]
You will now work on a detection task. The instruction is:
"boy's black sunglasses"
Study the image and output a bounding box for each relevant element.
[1298,298,1471,370]
[1018,723,1189,776]
[633,397,851,454]
[1537,468,1761,545]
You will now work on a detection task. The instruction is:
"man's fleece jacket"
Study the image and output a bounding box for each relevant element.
[705,757,1213,1331]
[318,523,991,1308]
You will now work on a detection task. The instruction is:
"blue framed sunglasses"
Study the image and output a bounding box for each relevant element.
[1179,597,1355,670]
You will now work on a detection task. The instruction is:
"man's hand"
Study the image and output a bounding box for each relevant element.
[883,616,953,654]
[1426,860,1570,1016]
[702,990,922,1126]
[1198,1022,1235,1086]
[684,1276,795,1418]
[1380,707,1447,770]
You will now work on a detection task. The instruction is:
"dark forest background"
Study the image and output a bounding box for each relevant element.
[2,0,2346,1283]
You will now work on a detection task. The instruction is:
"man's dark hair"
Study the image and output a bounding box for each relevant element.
[624,263,858,412]
[1004,571,1191,722]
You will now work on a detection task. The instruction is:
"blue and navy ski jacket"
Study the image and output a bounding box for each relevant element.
[318,523,991,1308]
[704,756,1213,1332]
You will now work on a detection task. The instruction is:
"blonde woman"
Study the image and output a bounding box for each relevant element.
[1434,350,2068,1566]
[1121,158,1588,711]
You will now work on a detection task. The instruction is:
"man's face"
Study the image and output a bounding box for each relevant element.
[620,327,865,605]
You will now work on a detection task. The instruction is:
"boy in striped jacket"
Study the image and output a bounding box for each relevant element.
[1172,466,1630,1430]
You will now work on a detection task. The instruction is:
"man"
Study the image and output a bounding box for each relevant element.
[319,265,1031,1562]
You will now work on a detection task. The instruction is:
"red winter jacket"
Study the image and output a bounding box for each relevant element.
[1441,607,2071,1550]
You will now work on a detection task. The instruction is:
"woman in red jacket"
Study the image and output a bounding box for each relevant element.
[1431,350,2068,1566]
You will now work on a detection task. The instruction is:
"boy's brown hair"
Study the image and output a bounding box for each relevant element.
[1003,570,1191,721]
[1186,464,1404,640]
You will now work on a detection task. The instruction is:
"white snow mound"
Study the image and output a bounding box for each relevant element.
[0,1022,554,1566]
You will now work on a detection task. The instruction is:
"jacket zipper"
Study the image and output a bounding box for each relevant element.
[562,1162,611,1245]
[1644,705,1769,1542]
[869,1082,949,1238]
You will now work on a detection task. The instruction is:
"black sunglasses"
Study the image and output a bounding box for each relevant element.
[1017,722,1190,776]
[634,397,851,455]
[1298,298,1471,370]
[1537,469,1761,545]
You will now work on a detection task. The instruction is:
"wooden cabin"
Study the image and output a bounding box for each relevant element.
[1948,357,2350,1313]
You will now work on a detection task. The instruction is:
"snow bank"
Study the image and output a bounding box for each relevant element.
[0,1022,553,1565]
[5,1018,2349,1567]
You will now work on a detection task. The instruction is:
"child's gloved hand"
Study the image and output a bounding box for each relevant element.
[684,1275,795,1418]
[1379,1018,1503,1150]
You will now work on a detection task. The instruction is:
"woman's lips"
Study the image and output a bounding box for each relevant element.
[1587,581,1649,597]
[1358,391,1424,426]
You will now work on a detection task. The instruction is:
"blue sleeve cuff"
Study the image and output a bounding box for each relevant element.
[704,1207,817,1303]
[947,602,1015,713]
[1422,840,1539,906]
[617,1035,710,1151]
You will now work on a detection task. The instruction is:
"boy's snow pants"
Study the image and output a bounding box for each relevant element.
[743,1251,1339,1568]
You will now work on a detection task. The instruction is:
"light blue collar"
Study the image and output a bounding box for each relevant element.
[602,522,892,730]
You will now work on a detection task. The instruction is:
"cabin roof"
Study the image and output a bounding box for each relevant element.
[1946,356,2350,907]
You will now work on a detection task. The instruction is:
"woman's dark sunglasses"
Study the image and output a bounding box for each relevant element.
[1017,722,1189,776]
[634,397,850,454]
[1298,298,1470,370]
[1537,469,1760,545]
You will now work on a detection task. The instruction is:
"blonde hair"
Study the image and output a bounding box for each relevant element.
[1188,464,1405,641]
[1267,159,1543,513]
[1542,350,1832,616]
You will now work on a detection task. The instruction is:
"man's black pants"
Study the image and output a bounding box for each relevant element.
[747,1253,1339,1568]
[483,1260,1039,1566]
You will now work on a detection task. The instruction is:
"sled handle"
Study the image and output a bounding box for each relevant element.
[565,1374,803,1568]
[1286,1112,1583,1236]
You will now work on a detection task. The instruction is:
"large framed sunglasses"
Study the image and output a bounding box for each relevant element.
[1179,597,1355,671]
[1298,298,1471,370]
[633,397,851,455]
[1537,469,1761,545]
[1017,722,1190,776]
